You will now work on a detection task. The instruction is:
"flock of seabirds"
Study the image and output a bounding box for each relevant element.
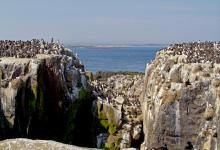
[0,39,219,64]
[166,41,220,63]
[0,39,65,58]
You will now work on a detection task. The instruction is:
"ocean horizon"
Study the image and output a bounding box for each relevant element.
[71,46,164,73]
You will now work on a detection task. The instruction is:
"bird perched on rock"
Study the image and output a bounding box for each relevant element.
[151,144,168,150]
[185,141,193,150]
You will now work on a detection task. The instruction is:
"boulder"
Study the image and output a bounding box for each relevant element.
[132,124,142,140]
[0,138,98,150]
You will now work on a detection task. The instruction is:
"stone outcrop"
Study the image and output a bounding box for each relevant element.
[0,41,93,146]
[92,73,144,150]
[141,42,220,149]
[0,138,98,150]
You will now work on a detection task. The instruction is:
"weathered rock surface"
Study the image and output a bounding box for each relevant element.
[2,40,220,150]
[0,138,98,150]
[0,41,93,146]
[141,42,220,150]
[92,74,144,149]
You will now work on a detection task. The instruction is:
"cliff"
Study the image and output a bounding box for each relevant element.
[1,40,220,150]
[0,40,93,146]
[141,42,220,149]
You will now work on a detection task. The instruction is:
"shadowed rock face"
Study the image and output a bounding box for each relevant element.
[141,42,220,150]
[0,41,94,146]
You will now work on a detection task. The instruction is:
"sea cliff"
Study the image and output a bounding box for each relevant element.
[1,40,220,150]
[141,42,220,149]
[0,40,93,147]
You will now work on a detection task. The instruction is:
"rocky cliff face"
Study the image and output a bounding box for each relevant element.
[141,42,220,149]
[92,74,144,149]
[0,41,93,146]
[2,40,220,150]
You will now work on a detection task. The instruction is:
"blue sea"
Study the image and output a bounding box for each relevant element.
[71,46,163,73]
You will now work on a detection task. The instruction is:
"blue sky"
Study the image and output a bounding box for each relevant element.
[0,0,219,44]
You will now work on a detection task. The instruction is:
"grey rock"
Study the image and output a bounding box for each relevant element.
[0,138,99,150]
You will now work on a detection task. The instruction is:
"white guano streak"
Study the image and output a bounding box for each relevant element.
[175,101,181,146]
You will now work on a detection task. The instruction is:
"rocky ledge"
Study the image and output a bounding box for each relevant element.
[141,42,220,150]
[92,73,144,149]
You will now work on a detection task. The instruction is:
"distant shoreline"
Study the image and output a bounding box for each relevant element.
[68,44,166,49]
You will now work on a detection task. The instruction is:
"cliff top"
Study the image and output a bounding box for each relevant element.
[161,41,220,63]
[0,39,85,72]
[0,39,66,58]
